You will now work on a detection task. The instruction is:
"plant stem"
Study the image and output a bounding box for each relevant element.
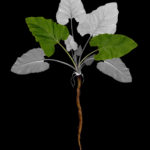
[57,42,77,70]
[78,49,99,67]
[44,59,76,71]
[76,76,82,150]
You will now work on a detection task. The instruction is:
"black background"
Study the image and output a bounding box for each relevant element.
[3,0,147,149]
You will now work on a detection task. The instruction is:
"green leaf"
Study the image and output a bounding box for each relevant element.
[90,34,138,60]
[25,17,69,57]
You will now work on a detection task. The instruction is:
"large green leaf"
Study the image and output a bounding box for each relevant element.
[90,34,138,60]
[25,17,69,57]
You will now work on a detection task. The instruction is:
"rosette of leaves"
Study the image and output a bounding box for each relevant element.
[11,0,138,150]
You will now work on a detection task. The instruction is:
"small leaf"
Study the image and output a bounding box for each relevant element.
[73,45,82,64]
[56,0,86,25]
[77,3,118,36]
[97,58,132,83]
[90,34,138,60]
[11,48,49,75]
[83,55,95,66]
[74,45,82,56]
[25,17,69,57]
[64,35,78,51]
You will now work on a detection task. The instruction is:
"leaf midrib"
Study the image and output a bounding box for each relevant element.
[28,22,58,42]
[104,61,126,75]
[17,60,44,67]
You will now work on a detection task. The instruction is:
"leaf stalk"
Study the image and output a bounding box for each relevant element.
[44,59,76,71]
[57,42,78,70]
[79,49,99,67]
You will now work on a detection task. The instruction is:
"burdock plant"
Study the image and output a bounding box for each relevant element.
[11,0,138,150]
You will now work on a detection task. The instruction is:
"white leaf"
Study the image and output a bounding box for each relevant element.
[74,45,82,56]
[84,55,95,66]
[73,45,82,64]
[56,0,86,25]
[64,35,78,51]
[96,58,132,83]
[11,48,49,75]
[77,2,119,36]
